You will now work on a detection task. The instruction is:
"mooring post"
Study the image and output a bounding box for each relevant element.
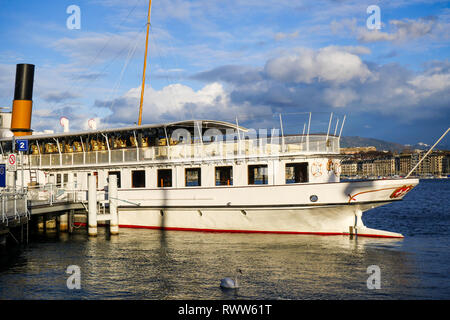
[68,210,74,234]
[88,174,97,237]
[59,174,72,232]
[43,215,47,233]
[59,212,68,232]
[109,175,119,235]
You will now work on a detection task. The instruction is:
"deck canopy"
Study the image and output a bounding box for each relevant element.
[0,119,252,156]
[0,119,248,143]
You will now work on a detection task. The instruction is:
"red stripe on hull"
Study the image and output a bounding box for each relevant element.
[74,222,403,238]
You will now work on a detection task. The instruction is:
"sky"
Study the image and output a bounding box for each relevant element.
[0,0,449,146]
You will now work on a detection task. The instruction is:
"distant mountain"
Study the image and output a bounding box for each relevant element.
[340,136,407,152]
[405,142,450,151]
[340,136,450,152]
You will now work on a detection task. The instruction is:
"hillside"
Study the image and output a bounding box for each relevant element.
[340,136,407,152]
[340,136,450,152]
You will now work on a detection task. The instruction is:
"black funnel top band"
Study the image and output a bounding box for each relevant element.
[14,64,35,101]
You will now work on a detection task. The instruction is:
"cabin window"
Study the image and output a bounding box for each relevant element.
[132,170,146,188]
[185,168,201,187]
[248,165,268,185]
[108,171,121,188]
[215,166,233,186]
[285,163,308,183]
[57,174,62,187]
[157,169,172,187]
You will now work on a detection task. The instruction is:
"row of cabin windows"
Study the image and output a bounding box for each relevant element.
[106,162,308,188]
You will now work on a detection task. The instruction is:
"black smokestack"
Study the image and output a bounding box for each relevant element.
[11,63,35,136]
[14,64,35,101]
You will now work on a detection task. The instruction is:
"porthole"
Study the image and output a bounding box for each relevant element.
[310,195,318,202]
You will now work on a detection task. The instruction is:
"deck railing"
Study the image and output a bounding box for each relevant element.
[14,135,339,169]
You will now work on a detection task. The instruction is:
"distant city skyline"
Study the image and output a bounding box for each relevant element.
[0,0,449,146]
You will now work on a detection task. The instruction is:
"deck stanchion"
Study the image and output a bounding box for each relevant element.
[88,174,97,237]
[109,174,119,235]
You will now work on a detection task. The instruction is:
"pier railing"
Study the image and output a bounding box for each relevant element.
[0,188,29,225]
[26,184,111,214]
[27,185,86,205]
[21,134,339,169]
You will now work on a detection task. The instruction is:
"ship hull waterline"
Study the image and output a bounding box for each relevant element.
[90,178,419,239]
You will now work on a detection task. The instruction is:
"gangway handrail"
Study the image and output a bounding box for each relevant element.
[108,196,141,207]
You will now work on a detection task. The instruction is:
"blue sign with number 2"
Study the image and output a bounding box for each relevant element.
[16,139,28,152]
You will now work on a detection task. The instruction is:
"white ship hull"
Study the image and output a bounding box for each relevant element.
[112,178,418,238]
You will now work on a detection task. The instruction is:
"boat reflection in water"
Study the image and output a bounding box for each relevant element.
[0,227,419,299]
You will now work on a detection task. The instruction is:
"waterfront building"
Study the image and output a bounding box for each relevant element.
[374,158,396,177]
[341,160,358,176]
[340,146,377,154]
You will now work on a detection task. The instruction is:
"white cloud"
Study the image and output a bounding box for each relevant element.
[264,46,372,84]
[332,17,439,44]
[408,73,450,97]
[323,87,358,108]
[102,82,271,125]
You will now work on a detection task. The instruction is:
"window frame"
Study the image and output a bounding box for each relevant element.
[157,168,172,188]
[285,162,309,184]
[248,164,268,185]
[131,170,146,188]
[185,167,201,187]
[215,166,233,186]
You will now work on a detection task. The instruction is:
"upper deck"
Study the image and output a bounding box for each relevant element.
[0,119,340,169]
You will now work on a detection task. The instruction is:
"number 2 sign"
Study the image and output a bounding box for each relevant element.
[16,139,28,152]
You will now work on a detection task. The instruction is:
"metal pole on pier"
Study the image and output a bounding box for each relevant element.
[109,174,119,235]
[88,174,97,237]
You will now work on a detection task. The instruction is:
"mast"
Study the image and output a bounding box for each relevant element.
[138,0,152,126]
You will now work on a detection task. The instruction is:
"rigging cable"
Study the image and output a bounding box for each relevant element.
[149,27,196,122]
[107,25,147,113]
[43,0,143,112]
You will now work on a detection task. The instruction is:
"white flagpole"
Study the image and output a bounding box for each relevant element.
[405,128,450,178]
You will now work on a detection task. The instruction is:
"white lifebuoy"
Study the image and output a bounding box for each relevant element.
[311,162,323,177]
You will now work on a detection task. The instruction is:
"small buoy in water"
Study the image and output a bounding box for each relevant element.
[220,268,242,289]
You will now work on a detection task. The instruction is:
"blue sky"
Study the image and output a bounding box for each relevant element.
[0,0,449,146]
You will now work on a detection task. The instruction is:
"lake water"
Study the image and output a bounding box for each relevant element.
[0,179,449,300]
